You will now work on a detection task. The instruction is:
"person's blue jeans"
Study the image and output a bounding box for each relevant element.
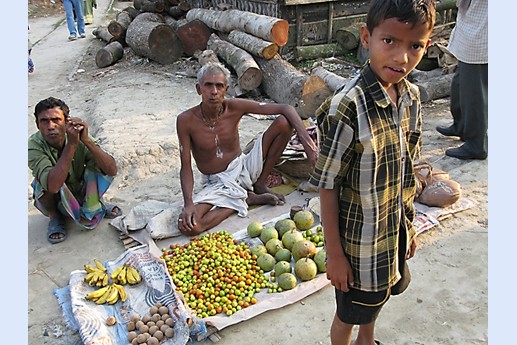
[63,0,85,37]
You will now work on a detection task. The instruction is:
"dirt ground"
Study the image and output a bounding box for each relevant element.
[26,1,488,344]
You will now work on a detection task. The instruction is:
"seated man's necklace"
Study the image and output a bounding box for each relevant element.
[200,102,224,159]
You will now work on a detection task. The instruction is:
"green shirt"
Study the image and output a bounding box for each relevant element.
[308,64,422,292]
[28,131,99,197]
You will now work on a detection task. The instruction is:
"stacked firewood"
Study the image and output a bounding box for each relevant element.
[93,0,337,118]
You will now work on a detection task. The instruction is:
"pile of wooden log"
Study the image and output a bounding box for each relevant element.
[92,0,453,118]
[93,0,337,118]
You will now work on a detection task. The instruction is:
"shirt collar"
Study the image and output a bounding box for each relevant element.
[360,63,418,108]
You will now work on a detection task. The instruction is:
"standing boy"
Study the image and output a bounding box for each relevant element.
[308,1,436,344]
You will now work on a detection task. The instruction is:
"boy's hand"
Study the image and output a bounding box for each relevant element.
[406,236,418,259]
[326,254,354,292]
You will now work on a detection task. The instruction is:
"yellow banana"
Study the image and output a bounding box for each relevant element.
[85,285,110,301]
[110,265,124,281]
[131,266,142,283]
[84,271,96,283]
[95,285,113,305]
[113,283,127,302]
[125,266,137,285]
[94,259,107,272]
[84,264,97,273]
[117,266,127,285]
[106,285,120,305]
[126,265,141,284]
[102,272,109,287]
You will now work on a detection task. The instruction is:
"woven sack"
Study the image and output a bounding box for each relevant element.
[413,161,450,198]
[417,179,462,208]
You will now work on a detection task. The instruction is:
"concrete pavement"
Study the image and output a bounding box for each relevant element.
[28,1,124,344]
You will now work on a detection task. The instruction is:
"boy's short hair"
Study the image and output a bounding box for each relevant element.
[34,97,70,120]
[197,62,232,85]
[366,0,436,33]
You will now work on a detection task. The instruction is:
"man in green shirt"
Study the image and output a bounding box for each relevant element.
[28,97,121,244]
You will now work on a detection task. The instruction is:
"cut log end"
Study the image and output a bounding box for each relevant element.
[149,27,183,64]
[108,21,125,39]
[262,44,279,60]
[238,67,262,91]
[95,41,124,68]
[271,20,289,46]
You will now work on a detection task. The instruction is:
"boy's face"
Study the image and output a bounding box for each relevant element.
[360,18,432,89]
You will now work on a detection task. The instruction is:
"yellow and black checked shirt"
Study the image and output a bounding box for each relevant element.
[308,64,422,292]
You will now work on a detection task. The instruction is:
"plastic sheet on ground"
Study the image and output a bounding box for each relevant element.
[161,212,331,332]
[54,245,207,345]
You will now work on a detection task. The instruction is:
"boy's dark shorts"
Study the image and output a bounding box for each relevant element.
[335,260,411,325]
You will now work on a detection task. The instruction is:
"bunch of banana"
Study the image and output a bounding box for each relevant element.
[111,264,142,285]
[85,283,127,305]
[84,259,109,287]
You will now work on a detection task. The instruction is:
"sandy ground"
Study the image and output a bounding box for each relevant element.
[25,1,488,344]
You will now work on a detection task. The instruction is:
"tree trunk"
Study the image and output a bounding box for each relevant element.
[126,12,183,64]
[163,15,185,31]
[207,33,262,91]
[96,41,124,68]
[122,6,140,20]
[176,19,212,56]
[108,11,133,40]
[300,75,333,118]
[255,54,332,119]
[335,23,363,51]
[416,73,454,102]
[167,5,186,19]
[138,0,166,13]
[193,49,221,66]
[93,26,118,44]
[133,0,143,10]
[255,54,306,116]
[186,8,289,46]
[226,30,279,60]
[311,66,348,92]
[294,43,347,62]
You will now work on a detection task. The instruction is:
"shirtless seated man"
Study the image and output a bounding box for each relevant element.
[176,62,318,235]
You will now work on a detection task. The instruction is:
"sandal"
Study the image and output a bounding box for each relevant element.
[104,203,123,219]
[47,218,67,244]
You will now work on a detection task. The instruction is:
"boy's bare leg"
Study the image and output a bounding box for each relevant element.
[331,314,354,345]
[253,116,293,202]
[353,322,376,345]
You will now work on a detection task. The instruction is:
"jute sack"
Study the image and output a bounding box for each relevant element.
[413,161,461,207]
[413,161,450,199]
[417,179,462,208]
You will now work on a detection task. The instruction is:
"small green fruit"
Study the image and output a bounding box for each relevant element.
[260,226,279,245]
[257,253,276,272]
[274,260,292,276]
[313,249,327,273]
[274,248,292,262]
[247,221,263,238]
[277,273,297,290]
[293,210,315,231]
[295,257,318,281]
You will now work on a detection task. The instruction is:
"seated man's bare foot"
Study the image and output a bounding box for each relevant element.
[247,191,285,206]
[253,184,286,203]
